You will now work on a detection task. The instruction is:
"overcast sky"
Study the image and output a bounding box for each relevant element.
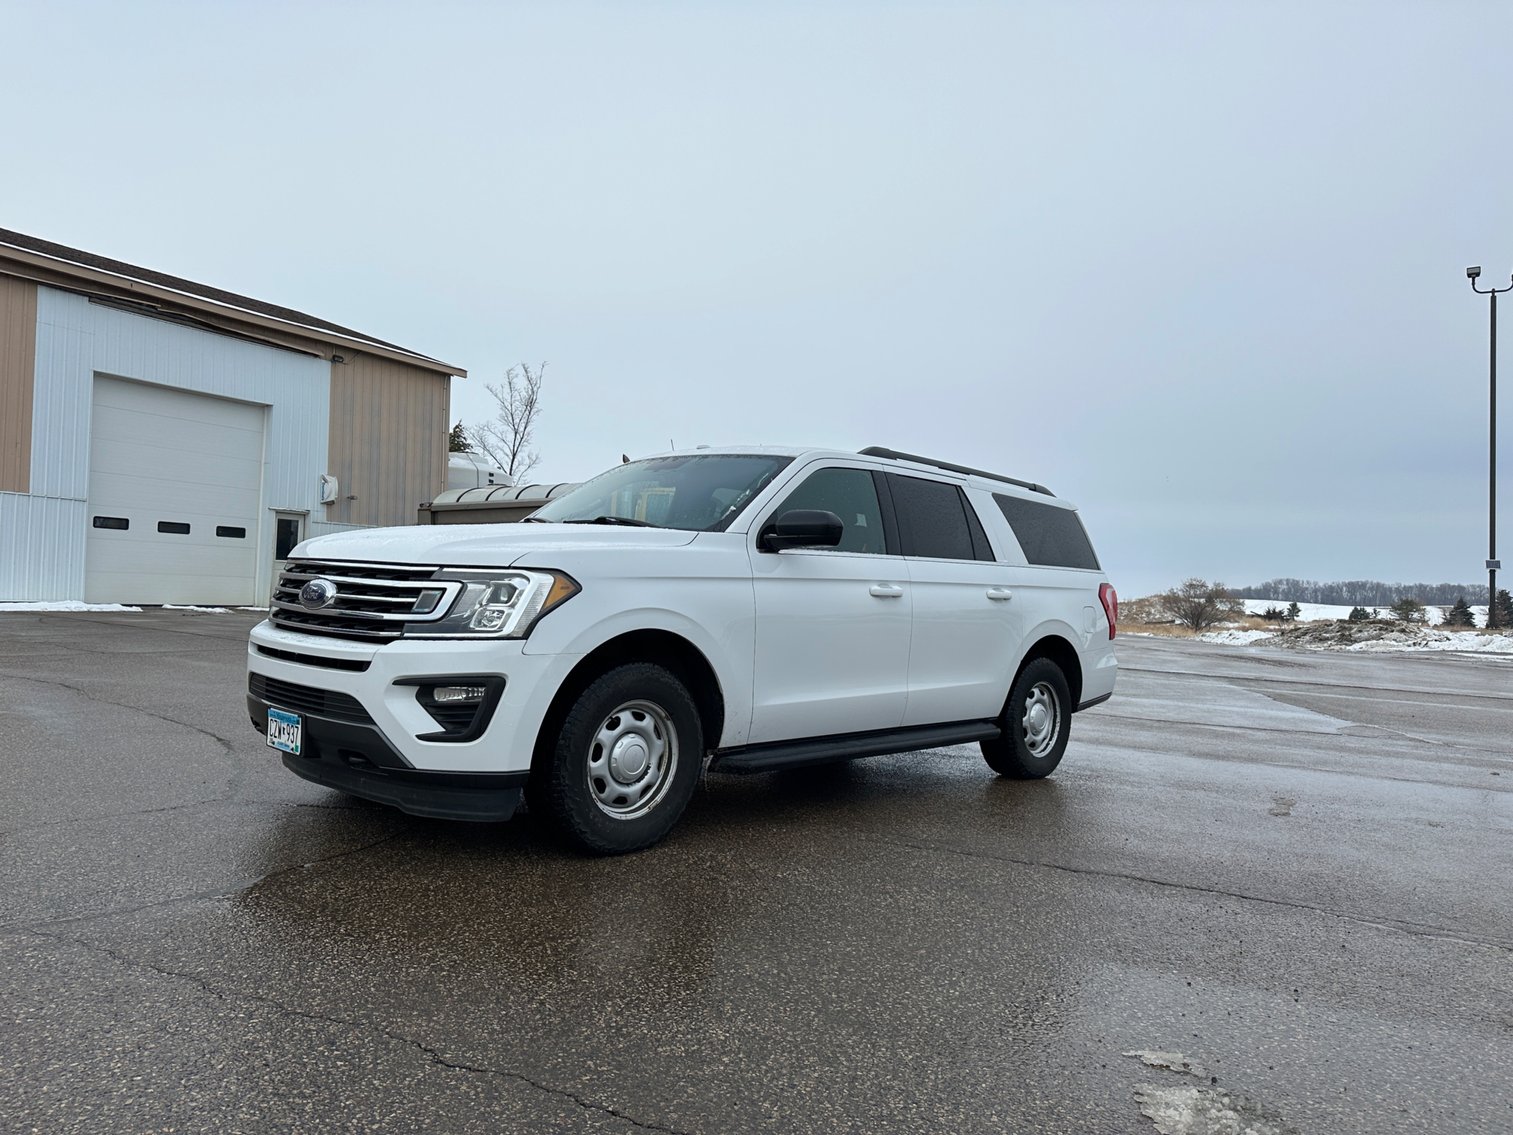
[6,1,1511,596]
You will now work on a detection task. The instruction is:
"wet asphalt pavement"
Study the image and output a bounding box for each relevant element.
[1,610,1510,1134]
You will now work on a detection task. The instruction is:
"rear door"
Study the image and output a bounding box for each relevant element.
[885,473,1023,726]
[747,463,911,743]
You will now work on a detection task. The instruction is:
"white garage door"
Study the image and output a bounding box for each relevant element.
[85,377,267,605]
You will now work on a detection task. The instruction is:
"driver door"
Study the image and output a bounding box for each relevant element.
[746,464,911,744]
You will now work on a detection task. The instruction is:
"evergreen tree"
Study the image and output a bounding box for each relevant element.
[1347,606,1370,622]
[448,421,472,453]
[1496,589,1513,629]
[1286,601,1301,622]
[1444,597,1476,628]
[1389,597,1426,624]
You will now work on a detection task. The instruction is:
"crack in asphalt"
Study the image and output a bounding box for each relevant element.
[7,827,412,935]
[859,834,1513,955]
[17,927,692,1135]
[0,796,365,839]
[11,610,263,643]
[1094,706,1513,762]
[0,670,241,755]
[1093,711,1349,740]
[1074,732,1510,791]
[1119,664,1513,705]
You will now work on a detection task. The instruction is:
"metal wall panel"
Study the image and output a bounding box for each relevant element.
[0,276,38,492]
[0,492,86,600]
[1,287,333,602]
[326,353,448,527]
[307,520,367,542]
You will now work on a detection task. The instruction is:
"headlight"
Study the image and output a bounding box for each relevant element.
[412,570,579,638]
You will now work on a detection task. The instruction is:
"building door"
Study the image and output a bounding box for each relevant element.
[84,376,266,605]
[272,511,305,574]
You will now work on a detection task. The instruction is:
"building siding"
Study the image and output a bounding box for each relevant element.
[0,276,38,492]
[0,287,333,602]
[0,492,86,600]
[325,353,448,528]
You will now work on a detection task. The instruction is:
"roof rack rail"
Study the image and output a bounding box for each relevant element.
[858,447,1054,496]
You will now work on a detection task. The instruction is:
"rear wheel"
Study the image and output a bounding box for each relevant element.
[539,663,702,854]
[981,657,1071,779]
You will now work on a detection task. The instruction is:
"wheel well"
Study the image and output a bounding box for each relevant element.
[532,630,726,770]
[1008,635,1084,715]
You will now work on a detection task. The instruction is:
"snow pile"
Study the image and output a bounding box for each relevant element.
[1198,629,1275,646]
[0,601,143,612]
[1265,619,1513,653]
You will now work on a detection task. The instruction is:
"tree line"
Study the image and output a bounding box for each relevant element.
[1149,579,1513,631]
[1235,579,1489,606]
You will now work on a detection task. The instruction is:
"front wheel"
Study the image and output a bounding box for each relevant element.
[539,663,703,854]
[981,658,1071,779]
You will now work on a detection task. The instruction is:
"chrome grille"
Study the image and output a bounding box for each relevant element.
[270,560,463,641]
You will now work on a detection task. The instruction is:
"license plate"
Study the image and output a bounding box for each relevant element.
[266,707,302,755]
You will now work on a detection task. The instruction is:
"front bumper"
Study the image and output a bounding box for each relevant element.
[246,620,581,776]
[248,692,528,821]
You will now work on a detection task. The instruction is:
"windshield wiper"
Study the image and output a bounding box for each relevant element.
[565,515,659,527]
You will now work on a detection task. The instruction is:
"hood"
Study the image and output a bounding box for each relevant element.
[295,523,699,567]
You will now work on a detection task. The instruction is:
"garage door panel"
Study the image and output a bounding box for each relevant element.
[86,377,266,605]
[88,468,265,517]
[83,569,253,607]
[87,516,256,548]
[89,431,266,478]
[87,536,256,576]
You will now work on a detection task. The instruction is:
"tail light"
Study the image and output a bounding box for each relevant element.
[1099,583,1117,640]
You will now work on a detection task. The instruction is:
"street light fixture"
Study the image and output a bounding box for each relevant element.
[1468,265,1511,628]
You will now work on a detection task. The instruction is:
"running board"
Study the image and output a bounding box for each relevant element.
[710,720,1002,775]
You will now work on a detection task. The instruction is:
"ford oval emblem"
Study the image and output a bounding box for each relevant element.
[299,578,338,610]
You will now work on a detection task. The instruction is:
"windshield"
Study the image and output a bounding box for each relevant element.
[529,454,793,531]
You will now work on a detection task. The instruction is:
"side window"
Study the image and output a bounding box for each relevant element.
[994,493,1100,569]
[768,467,886,554]
[887,475,984,561]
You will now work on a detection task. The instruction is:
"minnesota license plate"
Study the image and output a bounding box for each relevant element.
[266,707,302,755]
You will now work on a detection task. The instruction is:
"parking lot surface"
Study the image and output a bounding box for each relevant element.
[2,610,1510,1133]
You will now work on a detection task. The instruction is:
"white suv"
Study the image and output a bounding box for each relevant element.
[247,447,1118,853]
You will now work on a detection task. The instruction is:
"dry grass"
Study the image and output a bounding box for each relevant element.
[1120,613,1278,639]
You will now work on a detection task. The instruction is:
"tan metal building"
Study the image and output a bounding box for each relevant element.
[0,228,465,605]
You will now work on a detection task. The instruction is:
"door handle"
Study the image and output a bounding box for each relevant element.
[986,588,1014,601]
[869,584,904,599]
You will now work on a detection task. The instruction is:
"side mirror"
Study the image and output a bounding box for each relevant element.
[758,509,844,553]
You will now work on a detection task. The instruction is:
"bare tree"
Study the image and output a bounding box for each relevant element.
[467,363,545,482]
[1155,578,1245,632]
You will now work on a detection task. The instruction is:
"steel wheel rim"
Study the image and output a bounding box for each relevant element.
[586,699,678,819]
[1021,682,1060,758]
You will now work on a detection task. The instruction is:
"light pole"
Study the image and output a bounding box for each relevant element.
[1468,265,1510,629]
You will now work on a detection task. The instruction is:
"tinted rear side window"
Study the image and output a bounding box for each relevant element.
[994,493,1100,569]
[887,475,984,561]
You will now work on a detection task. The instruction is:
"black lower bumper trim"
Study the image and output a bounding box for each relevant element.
[248,694,527,823]
[1076,692,1112,712]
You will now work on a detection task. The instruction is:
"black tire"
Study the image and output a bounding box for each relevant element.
[539,662,703,854]
[981,657,1071,779]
